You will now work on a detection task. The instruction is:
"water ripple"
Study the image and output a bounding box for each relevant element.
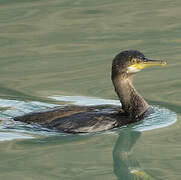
[0,96,177,141]
[131,105,177,131]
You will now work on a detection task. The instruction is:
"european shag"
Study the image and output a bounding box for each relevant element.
[14,50,166,133]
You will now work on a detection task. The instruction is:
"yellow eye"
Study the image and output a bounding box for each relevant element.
[131,59,137,63]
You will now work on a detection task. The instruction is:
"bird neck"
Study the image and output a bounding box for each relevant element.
[113,76,149,119]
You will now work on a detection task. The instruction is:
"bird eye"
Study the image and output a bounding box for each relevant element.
[131,59,137,63]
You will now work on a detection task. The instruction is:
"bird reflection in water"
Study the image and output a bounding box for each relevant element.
[113,129,157,180]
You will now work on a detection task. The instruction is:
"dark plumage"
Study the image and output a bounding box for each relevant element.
[14,50,166,133]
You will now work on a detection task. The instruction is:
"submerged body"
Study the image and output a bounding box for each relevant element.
[14,105,152,133]
[14,50,166,133]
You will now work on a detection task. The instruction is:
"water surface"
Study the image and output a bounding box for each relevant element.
[0,0,181,179]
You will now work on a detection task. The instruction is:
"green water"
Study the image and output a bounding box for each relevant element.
[0,0,181,179]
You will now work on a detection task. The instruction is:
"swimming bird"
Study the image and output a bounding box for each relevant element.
[14,50,166,133]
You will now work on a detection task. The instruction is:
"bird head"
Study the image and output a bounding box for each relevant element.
[112,50,166,79]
